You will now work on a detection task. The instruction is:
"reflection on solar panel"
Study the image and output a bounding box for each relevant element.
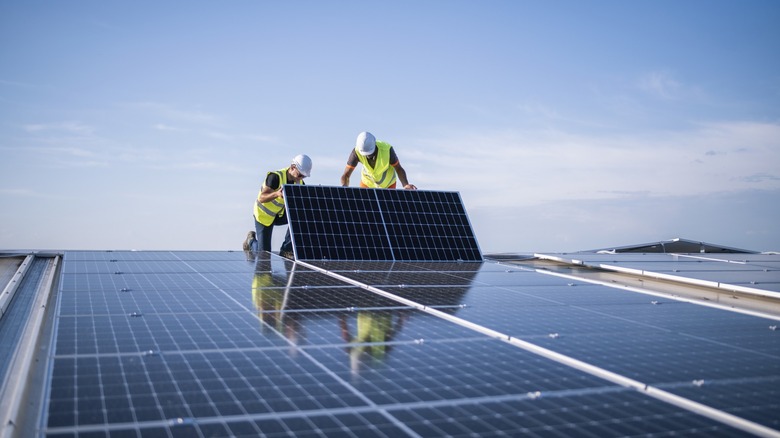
[283,185,482,261]
[16,250,777,437]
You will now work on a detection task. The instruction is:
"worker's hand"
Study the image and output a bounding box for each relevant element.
[404,184,417,190]
[277,188,284,198]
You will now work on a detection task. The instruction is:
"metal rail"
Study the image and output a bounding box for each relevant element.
[0,255,60,438]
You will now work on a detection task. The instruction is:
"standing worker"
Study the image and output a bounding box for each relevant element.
[340,131,417,190]
[244,154,312,258]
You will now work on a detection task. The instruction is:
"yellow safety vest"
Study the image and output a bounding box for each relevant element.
[357,141,397,188]
[253,167,304,226]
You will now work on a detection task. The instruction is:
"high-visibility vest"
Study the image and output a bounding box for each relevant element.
[253,167,304,226]
[356,141,397,188]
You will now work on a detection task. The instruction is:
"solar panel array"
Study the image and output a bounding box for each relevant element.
[283,185,482,261]
[539,252,780,293]
[35,249,780,436]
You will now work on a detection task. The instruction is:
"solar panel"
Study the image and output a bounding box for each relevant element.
[283,185,482,261]
[5,249,779,436]
[539,252,780,293]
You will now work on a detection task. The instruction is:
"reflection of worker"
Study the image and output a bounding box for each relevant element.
[251,253,302,346]
[340,132,417,190]
[339,310,408,373]
[244,154,313,258]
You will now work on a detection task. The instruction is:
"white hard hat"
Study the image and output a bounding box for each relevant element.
[292,154,312,177]
[356,131,376,156]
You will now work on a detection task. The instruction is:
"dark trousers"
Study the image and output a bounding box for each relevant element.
[254,214,292,253]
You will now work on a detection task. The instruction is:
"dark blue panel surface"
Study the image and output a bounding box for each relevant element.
[39,250,780,437]
[284,185,482,261]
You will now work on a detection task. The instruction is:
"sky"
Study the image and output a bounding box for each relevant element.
[1,1,779,254]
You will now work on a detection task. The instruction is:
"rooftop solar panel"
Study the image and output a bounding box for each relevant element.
[538,252,780,295]
[5,250,779,437]
[284,185,482,261]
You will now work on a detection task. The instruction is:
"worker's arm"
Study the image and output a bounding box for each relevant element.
[258,184,283,203]
[340,165,355,187]
[394,163,417,190]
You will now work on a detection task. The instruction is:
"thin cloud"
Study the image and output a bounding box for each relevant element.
[125,102,222,126]
[0,188,40,197]
[4,145,97,158]
[0,187,76,200]
[23,122,95,135]
[206,131,233,141]
[638,70,681,100]
[514,103,604,129]
[183,161,244,172]
[736,173,780,183]
[154,123,186,132]
[57,159,110,168]
[413,119,780,208]
[245,134,277,143]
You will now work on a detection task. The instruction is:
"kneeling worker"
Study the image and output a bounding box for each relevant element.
[340,131,416,190]
[244,154,312,258]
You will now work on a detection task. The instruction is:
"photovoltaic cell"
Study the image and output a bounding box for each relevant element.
[284,185,482,261]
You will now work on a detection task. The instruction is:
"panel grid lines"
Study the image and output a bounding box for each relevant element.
[38,250,779,437]
[284,185,482,261]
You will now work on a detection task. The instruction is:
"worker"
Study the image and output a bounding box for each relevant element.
[244,154,312,258]
[340,131,417,190]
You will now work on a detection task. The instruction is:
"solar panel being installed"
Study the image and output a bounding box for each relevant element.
[23,249,778,437]
[283,185,482,262]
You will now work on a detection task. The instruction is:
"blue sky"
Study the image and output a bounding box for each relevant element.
[1,1,779,253]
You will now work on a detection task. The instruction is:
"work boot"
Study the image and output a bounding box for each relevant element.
[243,231,256,251]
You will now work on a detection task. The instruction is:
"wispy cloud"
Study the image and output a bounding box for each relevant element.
[150,161,245,172]
[245,134,277,143]
[132,103,277,147]
[125,102,222,126]
[7,145,98,158]
[412,120,780,208]
[12,121,109,167]
[0,188,41,197]
[206,130,233,140]
[153,123,186,132]
[736,173,780,183]
[0,187,78,199]
[638,70,682,100]
[13,114,252,172]
[23,121,95,135]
